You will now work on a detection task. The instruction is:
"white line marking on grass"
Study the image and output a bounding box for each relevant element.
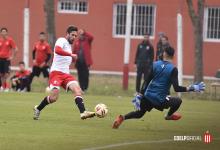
[82,138,220,150]
[81,139,173,150]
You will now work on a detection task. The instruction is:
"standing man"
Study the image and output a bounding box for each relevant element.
[113,46,205,129]
[0,27,18,91]
[156,32,165,54]
[29,32,52,91]
[73,29,93,92]
[134,34,154,93]
[156,35,170,61]
[33,26,95,120]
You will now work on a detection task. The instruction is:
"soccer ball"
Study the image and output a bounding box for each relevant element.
[94,103,108,118]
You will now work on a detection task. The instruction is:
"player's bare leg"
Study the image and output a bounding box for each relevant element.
[0,73,10,91]
[68,82,95,120]
[0,74,3,91]
[33,88,59,120]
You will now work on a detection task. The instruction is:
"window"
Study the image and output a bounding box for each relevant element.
[204,7,220,42]
[58,0,88,14]
[113,3,156,38]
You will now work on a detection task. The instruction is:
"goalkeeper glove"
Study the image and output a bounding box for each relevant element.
[132,94,143,111]
[188,82,206,92]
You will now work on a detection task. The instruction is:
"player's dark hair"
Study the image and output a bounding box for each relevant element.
[19,61,25,65]
[1,27,8,32]
[164,46,175,57]
[40,32,45,35]
[66,25,78,34]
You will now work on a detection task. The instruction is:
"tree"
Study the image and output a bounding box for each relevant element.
[186,0,204,82]
[44,0,56,49]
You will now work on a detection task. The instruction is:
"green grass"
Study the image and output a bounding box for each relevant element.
[0,92,220,150]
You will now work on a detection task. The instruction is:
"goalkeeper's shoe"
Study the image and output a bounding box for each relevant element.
[33,105,40,120]
[165,112,182,120]
[80,111,95,120]
[112,115,124,129]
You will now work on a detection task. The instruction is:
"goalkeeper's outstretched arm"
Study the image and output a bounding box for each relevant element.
[171,67,187,92]
[171,67,206,92]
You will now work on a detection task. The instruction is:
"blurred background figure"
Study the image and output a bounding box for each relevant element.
[134,34,154,93]
[29,32,52,91]
[11,61,31,92]
[0,27,18,92]
[156,32,165,54]
[73,29,93,92]
[156,34,170,61]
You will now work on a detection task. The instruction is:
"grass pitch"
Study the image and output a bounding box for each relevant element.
[0,92,220,150]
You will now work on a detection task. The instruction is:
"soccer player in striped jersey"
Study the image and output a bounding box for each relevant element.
[33,26,95,120]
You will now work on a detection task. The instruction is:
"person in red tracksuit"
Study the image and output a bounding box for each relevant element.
[73,29,93,92]
[29,32,52,91]
[0,27,18,91]
[11,61,31,92]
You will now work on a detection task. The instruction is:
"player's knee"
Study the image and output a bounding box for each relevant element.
[70,85,82,96]
[177,98,182,105]
[75,89,82,96]
[174,98,182,107]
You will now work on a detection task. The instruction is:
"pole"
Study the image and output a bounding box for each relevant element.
[23,0,30,68]
[177,13,183,96]
[123,0,133,90]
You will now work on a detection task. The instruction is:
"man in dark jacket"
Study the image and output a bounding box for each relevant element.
[156,35,170,61]
[73,29,93,92]
[134,34,154,93]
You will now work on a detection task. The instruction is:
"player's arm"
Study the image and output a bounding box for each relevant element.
[150,45,154,62]
[171,68,187,92]
[134,45,140,65]
[84,31,94,43]
[32,49,36,60]
[45,45,52,64]
[32,46,37,65]
[140,67,153,95]
[55,46,77,60]
[45,54,51,63]
[11,47,18,58]
[171,68,206,92]
[9,39,18,60]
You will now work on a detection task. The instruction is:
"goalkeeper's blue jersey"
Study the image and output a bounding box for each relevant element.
[144,60,174,106]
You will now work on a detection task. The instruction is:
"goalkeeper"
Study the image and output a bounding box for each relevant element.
[113,46,205,129]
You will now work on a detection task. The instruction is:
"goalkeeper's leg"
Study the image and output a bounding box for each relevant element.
[112,98,153,129]
[164,97,182,120]
[124,99,151,119]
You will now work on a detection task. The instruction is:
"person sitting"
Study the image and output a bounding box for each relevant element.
[11,61,31,92]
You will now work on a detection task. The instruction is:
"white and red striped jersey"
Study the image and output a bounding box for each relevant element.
[50,37,72,74]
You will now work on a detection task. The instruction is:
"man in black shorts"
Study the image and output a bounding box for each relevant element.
[29,32,52,91]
